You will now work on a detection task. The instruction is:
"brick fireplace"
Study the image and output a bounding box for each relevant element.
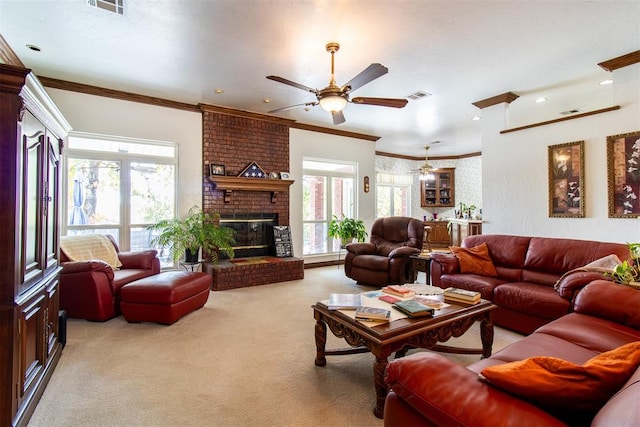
[200,104,304,289]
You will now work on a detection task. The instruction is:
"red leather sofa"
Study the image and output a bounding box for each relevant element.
[430,234,629,334]
[344,216,423,286]
[59,235,160,321]
[383,280,640,426]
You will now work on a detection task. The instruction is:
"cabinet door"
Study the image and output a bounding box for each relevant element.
[420,168,455,207]
[45,278,60,357]
[20,111,46,294]
[18,291,47,410]
[44,134,61,275]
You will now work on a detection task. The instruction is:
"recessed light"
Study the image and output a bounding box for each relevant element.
[472,116,481,121]
[535,97,547,103]
[263,99,271,104]
[600,79,613,85]
[214,89,224,94]
[26,44,41,52]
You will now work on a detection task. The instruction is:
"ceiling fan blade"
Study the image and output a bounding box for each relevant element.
[266,75,317,94]
[341,63,388,93]
[351,97,408,108]
[268,102,317,114]
[332,110,346,125]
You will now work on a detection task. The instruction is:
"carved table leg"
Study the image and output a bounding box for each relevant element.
[480,315,494,358]
[315,319,327,366]
[373,354,390,419]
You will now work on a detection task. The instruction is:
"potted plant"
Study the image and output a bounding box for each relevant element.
[328,214,368,247]
[607,242,640,288]
[147,205,236,263]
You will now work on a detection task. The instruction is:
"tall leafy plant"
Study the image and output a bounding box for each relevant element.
[327,214,368,246]
[147,205,236,263]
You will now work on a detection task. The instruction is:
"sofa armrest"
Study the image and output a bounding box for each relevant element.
[118,250,160,271]
[388,246,421,258]
[61,260,115,281]
[384,352,567,427]
[345,242,376,256]
[555,271,611,300]
[574,280,640,329]
[430,253,460,274]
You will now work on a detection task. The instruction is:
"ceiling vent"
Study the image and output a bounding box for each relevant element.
[560,109,581,116]
[87,0,124,15]
[406,91,432,101]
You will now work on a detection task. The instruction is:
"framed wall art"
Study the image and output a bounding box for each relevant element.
[209,163,226,176]
[548,140,584,218]
[607,130,640,218]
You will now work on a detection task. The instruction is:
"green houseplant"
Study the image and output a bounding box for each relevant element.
[327,214,368,247]
[147,205,236,263]
[607,242,640,287]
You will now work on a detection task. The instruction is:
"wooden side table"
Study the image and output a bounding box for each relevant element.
[410,254,433,285]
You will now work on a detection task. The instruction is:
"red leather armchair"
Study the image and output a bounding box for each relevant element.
[59,234,160,321]
[344,217,423,286]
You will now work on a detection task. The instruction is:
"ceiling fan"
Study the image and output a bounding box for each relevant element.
[266,42,408,125]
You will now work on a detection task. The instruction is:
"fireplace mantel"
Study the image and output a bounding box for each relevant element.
[208,176,294,203]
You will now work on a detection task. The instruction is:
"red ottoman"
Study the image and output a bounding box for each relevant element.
[120,271,211,325]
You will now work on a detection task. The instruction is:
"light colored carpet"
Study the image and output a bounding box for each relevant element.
[28,267,523,427]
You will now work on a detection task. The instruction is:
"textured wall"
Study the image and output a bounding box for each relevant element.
[375,155,482,220]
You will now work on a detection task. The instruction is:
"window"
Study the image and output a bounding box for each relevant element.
[376,173,411,217]
[303,159,357,255]
[64,133,177,265]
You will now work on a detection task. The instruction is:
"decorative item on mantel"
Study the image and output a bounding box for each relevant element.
[238,161,267,178]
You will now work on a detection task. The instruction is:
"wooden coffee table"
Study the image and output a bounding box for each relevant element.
[312,298,496,418]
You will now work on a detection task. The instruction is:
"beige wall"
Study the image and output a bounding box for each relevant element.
[481,64,640,242]
[289,128,376,262]
[47,88,202,217]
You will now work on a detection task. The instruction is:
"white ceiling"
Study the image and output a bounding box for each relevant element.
[1,0,639,157]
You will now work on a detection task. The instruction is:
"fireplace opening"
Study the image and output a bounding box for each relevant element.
[219,213,277,258]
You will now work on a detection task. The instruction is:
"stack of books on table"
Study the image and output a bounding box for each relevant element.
[355,306,391,323]
[443,287,481,305]
[381,285,416,298]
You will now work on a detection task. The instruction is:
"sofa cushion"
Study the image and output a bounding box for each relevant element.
[439,274,504,300]
[479,341,640,418]
[351,254,390,271]
[493,282,570,321]
[450,243,498,276]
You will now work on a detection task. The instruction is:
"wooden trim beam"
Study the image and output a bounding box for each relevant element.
[0,34,24,67]
[598,50,640,72]
[38,76,201,112]
[472,92,519,109]
[198,103,295,125]
[291,122,379,141]
[500,105,620,134]
[376,150,482,161]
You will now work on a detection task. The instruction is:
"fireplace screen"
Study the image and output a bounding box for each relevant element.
[219,214,277,258]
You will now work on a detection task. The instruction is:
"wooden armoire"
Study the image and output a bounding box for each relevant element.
[0,64,71,426]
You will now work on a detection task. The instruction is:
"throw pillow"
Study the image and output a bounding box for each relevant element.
[450,243,498,276]
[584,254,623,270]
[479,341,640,417]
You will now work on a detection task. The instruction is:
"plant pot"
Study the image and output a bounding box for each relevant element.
[341,237,355,248]
[185,248,200,263]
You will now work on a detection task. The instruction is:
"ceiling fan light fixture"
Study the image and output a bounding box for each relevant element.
[319,94,347,112]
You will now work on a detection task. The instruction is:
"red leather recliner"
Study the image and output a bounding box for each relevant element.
[344,217,423,286]
[59,235,160,321]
